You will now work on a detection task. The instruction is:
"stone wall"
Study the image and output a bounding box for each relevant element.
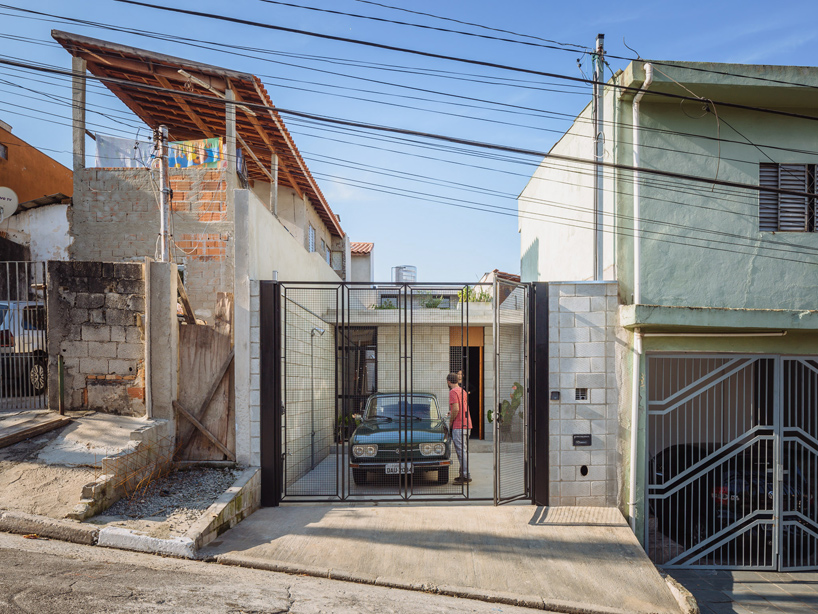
[547,281,619,506]
[47,261,146,416]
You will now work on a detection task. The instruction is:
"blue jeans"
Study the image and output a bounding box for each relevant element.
[452,428,470,479]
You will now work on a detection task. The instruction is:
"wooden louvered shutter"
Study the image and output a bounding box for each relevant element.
[778,164,809,231]
[759,163,779,231]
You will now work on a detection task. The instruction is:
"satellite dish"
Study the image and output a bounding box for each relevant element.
[0,187,18,224]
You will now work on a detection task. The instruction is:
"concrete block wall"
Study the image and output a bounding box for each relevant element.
[47,261,146,416]
[71,167,234,324]
[547,281,619,506]
[282,288,336,488]
[245,280,261,467]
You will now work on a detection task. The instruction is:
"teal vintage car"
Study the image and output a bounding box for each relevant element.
[349,392,451,485]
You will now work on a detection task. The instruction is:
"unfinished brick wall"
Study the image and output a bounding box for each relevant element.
[71,167,233,322]
[46,261,146,416]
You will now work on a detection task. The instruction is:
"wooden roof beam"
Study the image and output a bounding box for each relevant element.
[155,74,215,139]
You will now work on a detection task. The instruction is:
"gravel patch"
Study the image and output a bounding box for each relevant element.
[95,467,241,538]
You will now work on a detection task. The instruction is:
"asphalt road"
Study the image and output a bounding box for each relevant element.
[0,532,544,614]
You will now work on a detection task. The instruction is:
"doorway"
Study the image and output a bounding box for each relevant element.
[449,326,484,439]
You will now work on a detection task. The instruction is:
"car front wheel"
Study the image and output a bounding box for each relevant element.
[29,360,46,394]
[436,467,449,484]
[352,468,367,486]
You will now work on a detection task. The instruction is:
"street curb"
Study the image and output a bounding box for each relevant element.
[661,573,699,614]
[98,526,196,558]
[0,510,99,546]
[216,553,635,614]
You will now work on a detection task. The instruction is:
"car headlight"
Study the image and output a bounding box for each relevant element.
[420,443,445,456]
[352,444,378,458]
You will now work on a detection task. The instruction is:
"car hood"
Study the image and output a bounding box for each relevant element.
[351,419,447,444]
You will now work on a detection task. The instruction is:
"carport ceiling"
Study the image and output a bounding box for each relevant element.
[52,29,343,238]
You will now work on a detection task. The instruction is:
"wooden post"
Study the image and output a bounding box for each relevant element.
[225,88,237,194]
[71,56,87,173]
[270,152,279,216]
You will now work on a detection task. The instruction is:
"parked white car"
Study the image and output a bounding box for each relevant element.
[0,300,47,395]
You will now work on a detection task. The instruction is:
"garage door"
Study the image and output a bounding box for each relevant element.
[646,355,818,570]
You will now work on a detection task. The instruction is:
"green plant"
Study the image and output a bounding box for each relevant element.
[487,382,523,424]
[457,285,492,303]
[372,298,397,310]
[421,294,444,308]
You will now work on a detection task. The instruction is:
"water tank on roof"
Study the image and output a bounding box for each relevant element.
[391,265,417,283]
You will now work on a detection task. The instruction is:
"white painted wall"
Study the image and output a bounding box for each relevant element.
[350,251,374,283]
[519,85,618,283]
[3,205,71,261]
[247,190,341,282]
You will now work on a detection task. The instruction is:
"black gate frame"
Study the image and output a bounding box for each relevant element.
[260,280,551,507]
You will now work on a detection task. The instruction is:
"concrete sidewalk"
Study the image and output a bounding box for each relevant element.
[202,505,683,614]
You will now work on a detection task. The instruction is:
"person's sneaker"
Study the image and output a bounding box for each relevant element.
[453,476,473,484]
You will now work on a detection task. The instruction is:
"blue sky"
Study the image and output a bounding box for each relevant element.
[1,0,816,281]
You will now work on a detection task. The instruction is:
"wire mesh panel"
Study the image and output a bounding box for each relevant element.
[646,356,778,569]
[276,281,529,503]
[281,285,341,499]
[493,280,529,504]
[780,357,818,570]
[0,262,48,410]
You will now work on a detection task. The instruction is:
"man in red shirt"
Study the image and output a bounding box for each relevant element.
[447,372,472,484]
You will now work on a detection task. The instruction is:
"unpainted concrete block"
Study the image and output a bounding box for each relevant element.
[107,359,137,376]
[106,309,137,327]
[87,341,118,359]
[82,325,110,342]
[105,294,129,310]
[76,293,106,309]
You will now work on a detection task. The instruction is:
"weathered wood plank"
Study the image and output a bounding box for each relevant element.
[173,401,235,461]
[176,324,233,461]
[177,270,196,325]
[0,416,71,450]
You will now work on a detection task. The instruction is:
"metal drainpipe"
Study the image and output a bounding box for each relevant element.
[310,327,325,470]
[628,63,652,532]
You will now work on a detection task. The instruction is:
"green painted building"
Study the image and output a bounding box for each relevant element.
[520,61,818,570]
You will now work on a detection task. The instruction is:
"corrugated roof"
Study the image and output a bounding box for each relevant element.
[52,30,344,238]
[351,242,374,255]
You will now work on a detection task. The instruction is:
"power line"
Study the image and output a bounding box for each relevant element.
[3,11,818,163]
[349,0,587,50]
[111,0,818,124]
[2,55,815,202]
[255,0,585,54]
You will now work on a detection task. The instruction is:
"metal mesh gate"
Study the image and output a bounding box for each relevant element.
[0,262,48,409]
[274,281,532,503]
[646,354,818,570]
[493,279,529,504]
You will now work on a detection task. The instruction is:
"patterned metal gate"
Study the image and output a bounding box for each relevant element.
[276,281,529,503]
[0,262,48,409]
[646,354,818,570]
[493,279,530,504]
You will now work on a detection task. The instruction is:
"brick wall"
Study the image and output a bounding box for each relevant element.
[71,167,233,323]
[47,261,146,416]
[547,282,619,506]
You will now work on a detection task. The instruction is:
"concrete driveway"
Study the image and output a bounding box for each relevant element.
[202,505,683,614]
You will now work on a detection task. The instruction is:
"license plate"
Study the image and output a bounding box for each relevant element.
[385,463,413,475]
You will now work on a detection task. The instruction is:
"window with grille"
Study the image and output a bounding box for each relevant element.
[308,224,315,252]
[0,142,7,161]
[759,163,816,232]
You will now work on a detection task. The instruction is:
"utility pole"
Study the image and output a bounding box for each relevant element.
[156,125,171,262]
[592,34,605,280]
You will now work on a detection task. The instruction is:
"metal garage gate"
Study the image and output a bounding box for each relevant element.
[271,280,530,504]
[646,354,818,570]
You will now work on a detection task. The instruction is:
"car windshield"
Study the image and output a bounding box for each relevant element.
[365,395,440,421]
